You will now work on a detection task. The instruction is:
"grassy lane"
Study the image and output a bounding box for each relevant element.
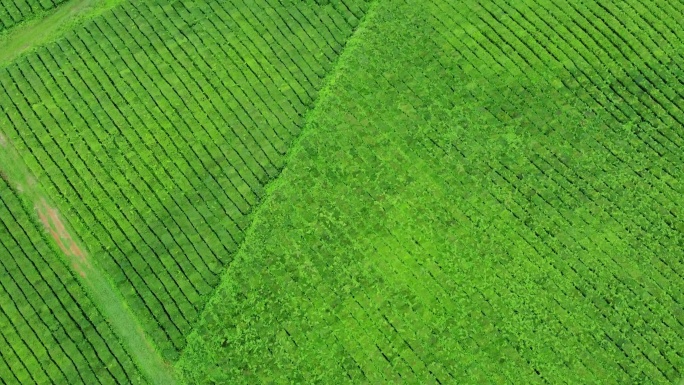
[0,0,122,66]
[0,1,174,382]
[0,133,177,384]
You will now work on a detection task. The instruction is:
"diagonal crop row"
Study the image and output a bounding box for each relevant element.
[0,178,143,385]
[0,0,374,362]
[422,0,680,378]
[0,0,67,33]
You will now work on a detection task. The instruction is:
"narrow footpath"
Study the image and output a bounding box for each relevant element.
[0,1,179,382]
[0,0,122,65]
[0,25,177,383]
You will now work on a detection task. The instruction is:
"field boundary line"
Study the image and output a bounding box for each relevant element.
[0,0,124,67]
[175,0,383,367]
[0,132,178,385]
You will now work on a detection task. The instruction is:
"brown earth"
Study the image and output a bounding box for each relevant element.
[36,198,90,277]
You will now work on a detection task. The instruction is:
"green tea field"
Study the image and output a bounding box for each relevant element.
[0,0,683,384]
[0,0,68,33]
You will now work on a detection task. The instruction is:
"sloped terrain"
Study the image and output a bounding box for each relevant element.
[0,177,145,384]
[180,0,684,383]
[0,0,372,367]
[1,0,683,384]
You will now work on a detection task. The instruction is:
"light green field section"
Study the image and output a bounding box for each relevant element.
[1,0,683,383]
[1,0,373,382]
[180,0,684,383]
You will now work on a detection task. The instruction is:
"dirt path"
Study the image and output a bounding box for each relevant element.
[0,132,178,384]
[0,0,123,66]
[0,2,178,382]
[37,198,91,278]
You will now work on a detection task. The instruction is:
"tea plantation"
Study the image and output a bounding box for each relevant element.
[0,0,682,384]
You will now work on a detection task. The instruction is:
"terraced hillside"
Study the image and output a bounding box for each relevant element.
[1,0,683,384]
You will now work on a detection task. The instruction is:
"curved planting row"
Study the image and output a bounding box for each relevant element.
[424,0,684,382]
[0,0,372,362]
[423,0,684,382]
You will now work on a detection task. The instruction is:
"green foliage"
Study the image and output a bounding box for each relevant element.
[0,178,145,384]
[0,0,68,33]
[0,0,373,368]
[179,0,684,383]
[1,0,684,383]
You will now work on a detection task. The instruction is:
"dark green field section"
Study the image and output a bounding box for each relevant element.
[0,0,372,361]
[0,0,68,33]
[180,0,684,383]
[0,178,144,385]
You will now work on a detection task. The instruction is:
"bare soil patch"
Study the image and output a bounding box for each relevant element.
[36,198,90,276]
